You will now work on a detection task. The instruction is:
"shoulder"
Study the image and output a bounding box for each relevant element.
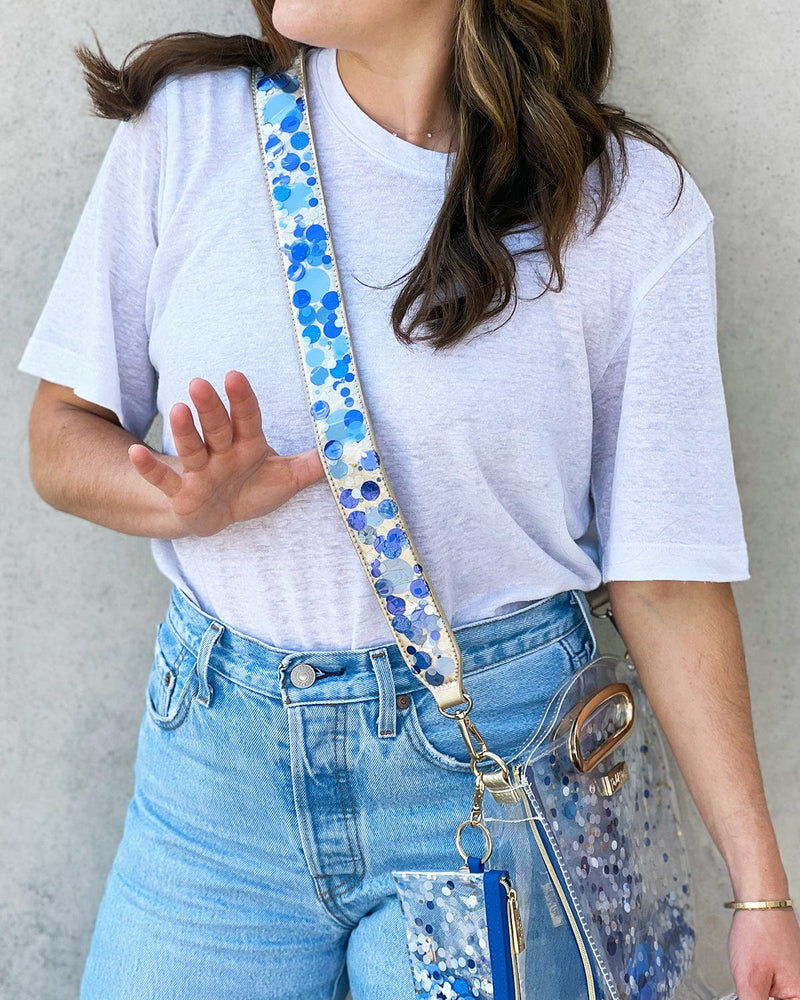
[576,133,714,286]
[99,63,257,227]
[614,133,711,230]
[156,63,253,123]
[118,64,253,142]
[112,63,256,173]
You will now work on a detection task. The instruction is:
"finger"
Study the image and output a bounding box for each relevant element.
[226,371,266,444]
[168,401,209,473]
[188,378,233,453]
[128,444,183,499]
[735,966,775,1000]
[291,447,326,491]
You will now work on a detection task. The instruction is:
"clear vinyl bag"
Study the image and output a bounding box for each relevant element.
[391,647,739,1000]
[480,651,735,1000]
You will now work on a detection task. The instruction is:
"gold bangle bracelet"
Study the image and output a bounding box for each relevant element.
[723,898,793,910]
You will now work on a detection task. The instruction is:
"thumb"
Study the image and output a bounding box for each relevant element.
[291,447,326,491]
[735,967,774,1000]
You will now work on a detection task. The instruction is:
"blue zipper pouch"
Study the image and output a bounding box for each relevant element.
[392,858,523,1000]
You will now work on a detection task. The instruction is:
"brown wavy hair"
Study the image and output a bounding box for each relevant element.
[75,0,684,351]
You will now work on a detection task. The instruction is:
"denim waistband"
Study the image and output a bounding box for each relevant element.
[163,585,595,706]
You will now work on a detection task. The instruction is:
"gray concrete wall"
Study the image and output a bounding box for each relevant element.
[2,2,797,997]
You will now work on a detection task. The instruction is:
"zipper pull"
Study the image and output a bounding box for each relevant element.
[504,881,526,955]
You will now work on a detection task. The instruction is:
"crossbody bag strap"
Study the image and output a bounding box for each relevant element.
[250,50,623,716]
[250,49,469,711]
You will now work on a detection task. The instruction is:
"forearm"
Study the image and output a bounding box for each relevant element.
[29,400,181,539]
[606,579,790,901]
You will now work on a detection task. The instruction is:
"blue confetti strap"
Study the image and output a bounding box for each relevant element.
[250,49,467,710]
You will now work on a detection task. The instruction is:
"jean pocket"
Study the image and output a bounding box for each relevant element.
[401,621,594,773]
[145,620,198,731]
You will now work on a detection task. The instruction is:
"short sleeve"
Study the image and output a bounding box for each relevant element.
[17,87,167,440]
[591,219,750,582]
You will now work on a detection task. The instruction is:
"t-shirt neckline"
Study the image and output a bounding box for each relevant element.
[309,46,454,179]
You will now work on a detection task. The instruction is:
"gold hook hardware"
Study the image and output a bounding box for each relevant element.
[456,713,488,760]
[469,771,486,825]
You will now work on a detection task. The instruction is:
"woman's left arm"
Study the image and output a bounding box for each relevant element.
[606,579,800,1000]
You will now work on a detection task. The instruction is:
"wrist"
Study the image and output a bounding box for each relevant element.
[727,861,790,902]
[151,492,197,541]
[716,817,788,900]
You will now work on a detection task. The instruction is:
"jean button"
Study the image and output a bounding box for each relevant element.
[290,663,317,689]
[396,693,411,710]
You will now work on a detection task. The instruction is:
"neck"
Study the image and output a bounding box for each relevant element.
[333,34,456,154]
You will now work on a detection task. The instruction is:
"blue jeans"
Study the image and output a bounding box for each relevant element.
[79,585,598,999]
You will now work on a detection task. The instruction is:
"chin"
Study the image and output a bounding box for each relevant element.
[271,0,360,50]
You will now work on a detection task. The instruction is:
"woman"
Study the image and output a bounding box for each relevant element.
[18,0,800,998]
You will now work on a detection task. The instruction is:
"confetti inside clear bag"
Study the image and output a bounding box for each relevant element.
[479,653,739,1000]
[392,865,524,1000]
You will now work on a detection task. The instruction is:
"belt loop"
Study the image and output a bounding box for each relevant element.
[369,648,397,738]
[571,589,598,660]
[196,620,225,708]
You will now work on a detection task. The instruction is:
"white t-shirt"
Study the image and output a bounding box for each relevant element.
[18,45,750,649]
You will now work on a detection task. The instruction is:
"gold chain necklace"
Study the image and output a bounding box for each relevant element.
[376,119,450,141]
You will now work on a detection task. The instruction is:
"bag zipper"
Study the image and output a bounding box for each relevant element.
[500,876,524,999]
[515,764,604,1000]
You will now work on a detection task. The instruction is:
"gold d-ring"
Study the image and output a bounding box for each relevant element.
[437,694,474,720]
[555,682,635,773]
[455,819,493,865]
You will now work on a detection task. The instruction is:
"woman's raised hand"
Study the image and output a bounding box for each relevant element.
[127,371,325,538]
